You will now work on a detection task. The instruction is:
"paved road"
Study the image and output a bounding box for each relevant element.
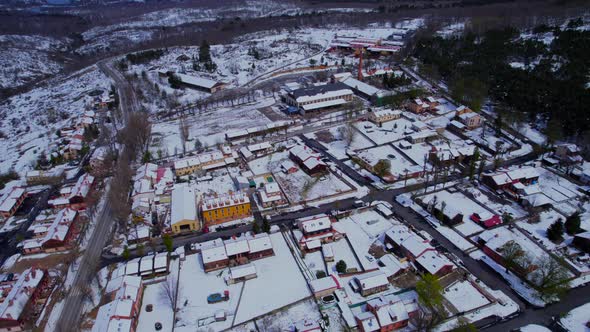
[56,59,138,331]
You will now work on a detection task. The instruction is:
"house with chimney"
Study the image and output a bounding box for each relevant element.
[0,268,49,332]
[21,208,79,255]
[92,276,144,332]
[0,188,26,220]
[296,214,342,251]
[47,173,95,211]
[288,144,328,176]
[201,233,274,272]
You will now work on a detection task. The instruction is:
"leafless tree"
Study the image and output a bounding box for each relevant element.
[179,116,190,154]
[339,122,357,146]
[160,275,180,310]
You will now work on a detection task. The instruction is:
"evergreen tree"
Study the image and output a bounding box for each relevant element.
[163,233,173,252]
[565,212,581,235]
[336,260,347,274]
[547,219,564,242]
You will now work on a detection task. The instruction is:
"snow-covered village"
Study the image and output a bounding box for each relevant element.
[0,1,590,332]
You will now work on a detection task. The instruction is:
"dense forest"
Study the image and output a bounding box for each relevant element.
[413,18,590,143]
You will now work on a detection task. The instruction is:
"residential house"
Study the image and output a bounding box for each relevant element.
[573,231,590,253]
[297,214,341,250]
[555,143,583,165]
[289,144,327,176]
[458,112,482,129]
[257,182,287,208]
[0,268,49,332]
[309,275,340,299]
[353,271,390,297]
[0,188,26,220]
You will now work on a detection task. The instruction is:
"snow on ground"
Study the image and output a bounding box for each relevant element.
[517,208,568,250]
[150,98,273,155]
[232,298,322,332]
[308,125,374,160]
[176,233,310,330]
[537,167,583,203]
[333,209,395,270]
[233,233,311,324]
[443,280,490,312]
[420,190,485,236]
[462,185,528,219]
[304,251,326,277]
[354,118,414,145]
[479,254,546,307]
[0,34,65,90]
[559,302,590,332]
[357,144,419,180]
[137,259,179,332]
[519,324,552,332]
[0,253,20,271]
[0,66,111,173]
[437,22,467,38]
[274,167,352,204]
[324,239,361,274]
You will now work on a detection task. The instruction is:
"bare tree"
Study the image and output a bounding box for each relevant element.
[338,122,357,146]
[160,275,180,310]
[179,116,189,154]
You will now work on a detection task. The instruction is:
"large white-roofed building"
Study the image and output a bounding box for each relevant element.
[170,185,198,234]
[284,82,353,112]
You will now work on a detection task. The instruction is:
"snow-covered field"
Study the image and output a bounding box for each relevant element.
[0,35,65,90]
[308,125,374,160]
[0,66,111,173]
[150,98,273,155]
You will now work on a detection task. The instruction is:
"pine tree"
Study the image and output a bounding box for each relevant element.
[565,212,581,235]
[547,219,564,242]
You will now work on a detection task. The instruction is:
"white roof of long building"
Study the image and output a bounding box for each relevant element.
[176,73,219,89]
[0,268,45,321]
[170,185,196,225]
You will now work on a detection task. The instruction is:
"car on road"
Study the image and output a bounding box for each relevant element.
[353,200,366,208]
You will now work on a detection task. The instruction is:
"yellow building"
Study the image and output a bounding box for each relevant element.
[173,150,236,176]
[170,185,199,233]
[201,192,251,226]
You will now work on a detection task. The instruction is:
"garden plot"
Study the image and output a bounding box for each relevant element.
[149,99,273,155]
[463,186,528,219]
[400,143,434,170]
[517,208,568,250]
[324,240,362,274]
[274,168,352,204]
[193,172,239,196]
[175,255,242,332]
[333,210,395,270]
[443,280,490,313]
[137,280,175,332]
[420,190,486,236]
[464,126,515,154]
[354,118,414,145]
[357,145,419,180]
[536,167,583,203]
[308,125,373,160]
[242,298,322,332]
[303,251,327,277]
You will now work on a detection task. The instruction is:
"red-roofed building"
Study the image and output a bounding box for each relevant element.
[470,212,502,228]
